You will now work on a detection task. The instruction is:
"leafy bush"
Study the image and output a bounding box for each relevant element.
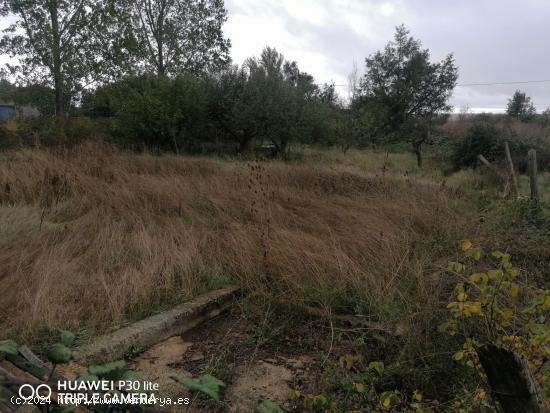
[80,49,341,156]
[86,74,217,153]
[442,241,550,408]
[450,120,550,172]
[0,116,110,149]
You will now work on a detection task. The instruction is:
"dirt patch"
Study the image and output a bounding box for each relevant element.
[226,361,293,412]
[130,336,194,410]
[143,306,329,412]
[118,303,345,412]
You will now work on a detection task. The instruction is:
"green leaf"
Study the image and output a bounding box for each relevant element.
[60,331,76,348]
[256,400,284,413]
[354,383,366,393]
[47,343,72,364]
[468,273,483,283]
[88,360,126,380]
[0,340,18,355]
[171,374,226,401]
[452,351,464,361]
[379,391,398,409]
[76,370,99,383]
[339,354,356,370]
[312,395,327,406]
[460,240,472,251]
[447,261,466,273]
[368,361,385,374]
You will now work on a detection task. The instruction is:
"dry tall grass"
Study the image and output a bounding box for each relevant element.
[0,143,472,343]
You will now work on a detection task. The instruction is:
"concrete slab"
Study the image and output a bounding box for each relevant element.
[74,285,241,365]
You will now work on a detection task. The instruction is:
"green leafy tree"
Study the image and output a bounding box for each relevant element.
[89,74,215,152]
[211,65,264,154]
[120,0,231,76]
[358,25,458,166]
[244,47,319,156]
[506,90,536,122]
[212,47,322,157]
[304,83,343,146]
[0,0,115,115]
[540,107,550,127]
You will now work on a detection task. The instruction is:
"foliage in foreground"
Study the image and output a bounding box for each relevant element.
[442,241,550,410]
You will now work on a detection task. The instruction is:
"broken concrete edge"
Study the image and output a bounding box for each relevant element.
[73,285,242,365]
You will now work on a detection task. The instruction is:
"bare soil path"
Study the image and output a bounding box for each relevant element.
[128,307,326,412]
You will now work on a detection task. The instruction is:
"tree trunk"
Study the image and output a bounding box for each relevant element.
[413,142,423,168]
[157,38,164,75]
[53,67,64,116]
[477,345,549,413]
[504,142,519,197]
[156,1,165,76]
[49,2,64,116]
[238,138,250,154]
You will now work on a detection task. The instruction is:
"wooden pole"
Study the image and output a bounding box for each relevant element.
[478,345,550,413]
[478,154,497,172]
[504,142,519,198]
[478,154,505,180]
[528,149,539,200]
[478,154,510,194]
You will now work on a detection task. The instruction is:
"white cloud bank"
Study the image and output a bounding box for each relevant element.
[224,0,550,112]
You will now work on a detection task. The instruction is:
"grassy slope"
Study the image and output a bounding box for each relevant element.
[0,143,475,343]
[1,143,549,409]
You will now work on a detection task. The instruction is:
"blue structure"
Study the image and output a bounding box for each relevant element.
[0,104,16,121]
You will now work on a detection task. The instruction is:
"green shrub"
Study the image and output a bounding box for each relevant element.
[86,74,217,153]
[450,120,550,172]
[0,116,110,149]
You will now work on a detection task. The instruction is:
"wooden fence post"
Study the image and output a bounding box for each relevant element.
[478,154,500,176]
[528,149,539,200]
[478,345,550,413]
[504,142,519,198]
[478,154,508,193]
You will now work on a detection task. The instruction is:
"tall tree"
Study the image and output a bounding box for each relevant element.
[506,90,536,122]
[245,47,317,156]
[347,60,360,104]
[212,65,263,154]
[0,0,112,115]
[123,0,231,76]
[358,25,458,166]
[213,47,320,156]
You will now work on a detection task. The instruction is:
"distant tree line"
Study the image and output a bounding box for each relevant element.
[3,1,547,166]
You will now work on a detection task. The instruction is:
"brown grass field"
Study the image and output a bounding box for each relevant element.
[0,143,478,344]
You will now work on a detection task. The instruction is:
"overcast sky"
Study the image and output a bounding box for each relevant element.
[224,0,550,112]
[1,1,548,113]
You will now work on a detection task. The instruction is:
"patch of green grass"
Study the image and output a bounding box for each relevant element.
[291,145,445,179]
[124,345,146,360]
[194,265,234,292]
[382,141,412,153]
[518,172,550,203]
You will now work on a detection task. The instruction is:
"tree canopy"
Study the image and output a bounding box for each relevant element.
[506,90,536,121]
[121,0,231,76]
[0,0,112,115]
[357,25,458,165]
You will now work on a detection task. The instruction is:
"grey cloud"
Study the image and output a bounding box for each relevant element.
[225,0,550,111]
